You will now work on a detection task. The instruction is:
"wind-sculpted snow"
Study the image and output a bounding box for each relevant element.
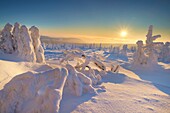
[0,68,68,113]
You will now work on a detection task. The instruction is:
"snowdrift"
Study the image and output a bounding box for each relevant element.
[0,68,68,113]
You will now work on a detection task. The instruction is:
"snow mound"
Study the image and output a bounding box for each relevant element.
[0,68,68,113]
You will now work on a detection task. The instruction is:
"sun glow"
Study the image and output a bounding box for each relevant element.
[121,31,127,37]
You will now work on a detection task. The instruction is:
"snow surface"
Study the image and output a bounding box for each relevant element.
[0,46,170,113]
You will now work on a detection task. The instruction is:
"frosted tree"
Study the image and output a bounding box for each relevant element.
[0,23,14,53]
[132,40,147,66]
[120,44,128,56]
[145,25,161,64]
[12,22,21,53]
[159,42,170,63]
[20,25,36,62]
[29,26,45,63]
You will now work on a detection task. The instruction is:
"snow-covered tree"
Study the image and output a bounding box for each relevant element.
[20,25,36,62]
[145,25,161,64]
[29,26,45,63]
[120,44,128,56]
[0,23,14,53]
[12,22,21,53]
[132,40,147,66]
[159,42,170,63]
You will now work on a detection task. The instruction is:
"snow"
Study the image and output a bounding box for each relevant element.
[0,25,170,113]
[0,67,68,113]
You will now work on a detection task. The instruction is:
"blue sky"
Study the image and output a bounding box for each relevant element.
[0,0,170,43]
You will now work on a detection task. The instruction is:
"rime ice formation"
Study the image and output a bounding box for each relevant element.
[0,68,68,113]
[145,25,161,64]
[29,26,45,63]
[0,23,14,53]
[132,40,147,67]
[66,64,95,96]
[20,25,36,62]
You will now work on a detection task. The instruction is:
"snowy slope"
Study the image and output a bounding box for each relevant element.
[60,66,170,113]
[0,48,170,113]
[0,54,53,90]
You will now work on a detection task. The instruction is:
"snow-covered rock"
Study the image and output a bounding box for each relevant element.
[29,26,45,63]
[0,68,68,113]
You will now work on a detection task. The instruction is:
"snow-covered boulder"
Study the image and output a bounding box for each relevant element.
[29,26,45,63]
[0,68,68,113]
[0,23,14,53]
[20,25,36,62]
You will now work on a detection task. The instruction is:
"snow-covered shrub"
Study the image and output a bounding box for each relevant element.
[66,64,95,96]
[75,57,103,85]
[0,68,68,113]
[29,26,45,63]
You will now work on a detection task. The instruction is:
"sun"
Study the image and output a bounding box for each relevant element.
[121,31,127,37]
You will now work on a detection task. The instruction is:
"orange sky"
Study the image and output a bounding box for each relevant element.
[40,26,170,44]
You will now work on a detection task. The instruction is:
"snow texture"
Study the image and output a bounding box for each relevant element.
[0,68,68,113]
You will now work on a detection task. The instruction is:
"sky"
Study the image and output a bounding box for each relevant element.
[0,0,170,44]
